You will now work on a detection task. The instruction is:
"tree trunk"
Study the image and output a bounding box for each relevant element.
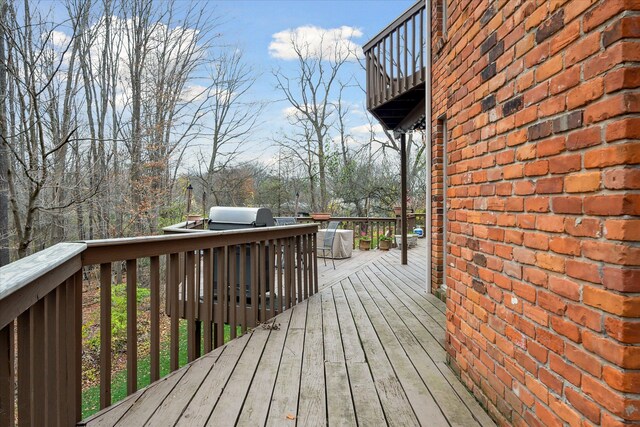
[0,2,10,265]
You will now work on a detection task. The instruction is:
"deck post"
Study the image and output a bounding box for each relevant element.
[425,1,432,294]
[400,132,408,265]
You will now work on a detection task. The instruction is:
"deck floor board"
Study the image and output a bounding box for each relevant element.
[81,241,495,427]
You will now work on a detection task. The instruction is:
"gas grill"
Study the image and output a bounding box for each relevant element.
[208,207,275,302]
[208,206,275,230]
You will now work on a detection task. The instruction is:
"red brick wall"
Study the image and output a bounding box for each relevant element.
[432,118,446,294]
[431,0,640,425]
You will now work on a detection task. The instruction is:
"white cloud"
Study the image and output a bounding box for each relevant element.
[180,84,208,102]
[351,123,384,136]
[269,25,363,61]
[50,30,71,48]
[282,105,300,119]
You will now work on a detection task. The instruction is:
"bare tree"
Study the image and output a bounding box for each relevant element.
[193,48,261,209]
[0,0,86,257]
[273,29,356,212]
[274,119,319,211]
[0,1,9,265]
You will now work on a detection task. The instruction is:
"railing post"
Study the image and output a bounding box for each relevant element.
[401,133,408,265]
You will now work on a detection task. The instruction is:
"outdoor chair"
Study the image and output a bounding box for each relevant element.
[319,220,340,269]
[275,217,297,226]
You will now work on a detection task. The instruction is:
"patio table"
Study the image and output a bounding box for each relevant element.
[317,229,353,259]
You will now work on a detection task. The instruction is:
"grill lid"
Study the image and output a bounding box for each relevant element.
[208,206,275,230]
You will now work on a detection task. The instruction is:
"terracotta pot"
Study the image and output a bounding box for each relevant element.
[359,239,371,251]
[311,212,331,220]
[379,239,391,251]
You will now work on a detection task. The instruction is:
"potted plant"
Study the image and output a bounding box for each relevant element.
[311,212,331,221]
[359,235,372,251]
[378,235,392,251]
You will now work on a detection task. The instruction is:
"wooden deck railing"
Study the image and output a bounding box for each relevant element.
[363,0,426,110]
[298,217,397,249]
[0,224,318,425]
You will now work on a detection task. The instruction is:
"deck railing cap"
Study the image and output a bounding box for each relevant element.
[91,223,318,246]
[0,242,86,300]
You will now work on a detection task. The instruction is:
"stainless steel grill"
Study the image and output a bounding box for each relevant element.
[207,207,275,300]
[208,206,275,231]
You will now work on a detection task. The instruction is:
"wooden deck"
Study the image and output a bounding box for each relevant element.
[80,242,495,427]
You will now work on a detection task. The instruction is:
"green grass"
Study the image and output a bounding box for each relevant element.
[81,321,240,419]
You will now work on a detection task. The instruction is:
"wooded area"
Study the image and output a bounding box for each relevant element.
[0,0,426,265]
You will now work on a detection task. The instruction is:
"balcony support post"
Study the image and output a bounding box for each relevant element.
[400,132,408,265]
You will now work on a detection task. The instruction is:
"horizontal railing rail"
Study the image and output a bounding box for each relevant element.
[363,0,426,110]
[0,224,318,426]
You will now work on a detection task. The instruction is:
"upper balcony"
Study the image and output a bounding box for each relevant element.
[364,0,426,131]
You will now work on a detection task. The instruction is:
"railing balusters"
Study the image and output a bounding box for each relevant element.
[420,7,425,81]
[0,321,14,427]
[56,281,68,426]
[296,235,303,305]
[389,32,394,98]
[303,234,309,300]
[169,253,180,371]
[99,263,112,409]
[312,233,319,294]
[412,13,416,86]
[70,271,82,423]
[269,239,276,316]
[203,249,213,352]
[195,250,202,358]
[363,2,425,109]
[289,237,296,304]
[396,28,401,95]
[186,250,197,362]
[179,253,186,325]
[229,245,237,340]
[239,246,247,333]
[366,51,371,109]
[17,310,30,427]
[404,20,408,91]
[31,299,45,425]
[196,250,201,322]
[216,247,226,348]
[150,256,161,382]
[1,224,318,424]
[284,238,291,309]
[276,239,283,314]
[374,44,379,106]
[250,243,259,327]
[259,241,267,322]
[126,259,138,394]
[44,291,58,421]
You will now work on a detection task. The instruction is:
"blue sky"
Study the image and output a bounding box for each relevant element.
[222,1,414,95]
[40,0,416,167]
[206,0,415,164]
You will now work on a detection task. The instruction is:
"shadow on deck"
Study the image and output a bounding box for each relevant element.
[80,241,494,426]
